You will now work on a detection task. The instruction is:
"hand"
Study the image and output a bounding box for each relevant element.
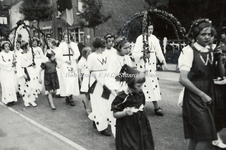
[23,74,27,79]
[200,93,212,104]
[111,90,119,97]
[124,107,133,116]
[65,60,71,65]
[68,44,72,49]
[162,64,168,70]
[39,79,42,84]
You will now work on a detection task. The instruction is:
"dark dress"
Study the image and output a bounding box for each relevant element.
[111,91,154,150]
[41,61,59,91]
[214,83,226,131]
[183,46,217,141]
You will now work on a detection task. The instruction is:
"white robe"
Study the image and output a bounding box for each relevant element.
[78,57,89,92]
[56,41,80,96]
[133,34,165,102]
[105,54,132,137]
[32,46,45,92]
[0,51,17,104]
[16,50,39,103]
[87,52,110,131]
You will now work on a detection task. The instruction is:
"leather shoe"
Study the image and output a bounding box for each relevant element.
[154,107,164,116]
[100,129,112,136]
[65,97,75,106]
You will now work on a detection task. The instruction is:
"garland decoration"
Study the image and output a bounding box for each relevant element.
[9,20,35,66]
[142,11,149,64]
[119,9,186,56]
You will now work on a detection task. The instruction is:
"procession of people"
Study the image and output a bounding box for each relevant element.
[0,17,226,150]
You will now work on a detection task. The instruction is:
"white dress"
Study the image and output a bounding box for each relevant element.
[16,50,39,104]
[87,52,109,131]
[56,41,80,96]
[105,54,132,137]
[133,34,165,102]
[78,57,89,92]
[32,46,45,92]
[0,51,17,104]
[14,48,23,92]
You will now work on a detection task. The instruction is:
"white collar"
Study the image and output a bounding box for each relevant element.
[193,42,210,52]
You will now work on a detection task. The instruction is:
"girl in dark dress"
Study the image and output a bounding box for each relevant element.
[178,18,219,150]
[39,50,59,110]
[111,65,154,150]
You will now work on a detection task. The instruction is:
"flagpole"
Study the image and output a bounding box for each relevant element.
[67,26,71,61]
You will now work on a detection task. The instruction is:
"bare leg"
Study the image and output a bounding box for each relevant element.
[152,101,159,109]
[48,91,56,110]
[85,93,91,115]
[153,101,164,116]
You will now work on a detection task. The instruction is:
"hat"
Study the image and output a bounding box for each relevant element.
[1,41,11,49]
[104,33,115,40]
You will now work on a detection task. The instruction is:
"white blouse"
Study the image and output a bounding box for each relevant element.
[178,42,212,71]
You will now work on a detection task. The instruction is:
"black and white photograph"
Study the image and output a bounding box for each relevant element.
[0,0,226,150]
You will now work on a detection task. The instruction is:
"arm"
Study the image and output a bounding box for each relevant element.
[16,55,25,78]
[132,35,144,63]
[113,107,133,119]
[38,68,43,84]
[105,56,121,91]
[71,42,80,62]
[179,70,212,103]
[55,43,65,67]
[155,37,167,70]
[0,53,13,71]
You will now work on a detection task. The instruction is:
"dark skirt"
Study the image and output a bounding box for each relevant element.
[115,111,154,150]
[44,73,59,91]
[214,84,226,131]
[183,80,217,141]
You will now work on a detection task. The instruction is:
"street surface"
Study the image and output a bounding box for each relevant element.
[0,69,225,150]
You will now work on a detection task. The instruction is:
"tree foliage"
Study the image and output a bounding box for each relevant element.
[79,0,112,28]
[19,0,54,22]
[144,0,169,9]
[145,0,226,34]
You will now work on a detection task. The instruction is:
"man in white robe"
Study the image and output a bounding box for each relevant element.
[56,33,80,106]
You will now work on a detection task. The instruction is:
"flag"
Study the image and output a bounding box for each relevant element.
[57,0,74,26]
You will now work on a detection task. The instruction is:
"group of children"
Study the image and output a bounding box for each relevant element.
[1,18,226,150]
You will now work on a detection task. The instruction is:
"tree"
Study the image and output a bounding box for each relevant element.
[144,0,169,9]
[19,0,54,36]
[144,0,226,38]
[78,0,112,36]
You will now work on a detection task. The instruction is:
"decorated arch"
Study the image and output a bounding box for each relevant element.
[119,9,186,64]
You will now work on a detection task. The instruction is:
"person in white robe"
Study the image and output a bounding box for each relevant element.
[88,37,111,136]
[0,41,17,106]
[103,33,117,59]
[14,41,23,93]
[31,38,45,93]
[133,24,167,116]
[16,42,39,107]
[78,46,92,115]
[105,37,133,137]
[55,31,80,106]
